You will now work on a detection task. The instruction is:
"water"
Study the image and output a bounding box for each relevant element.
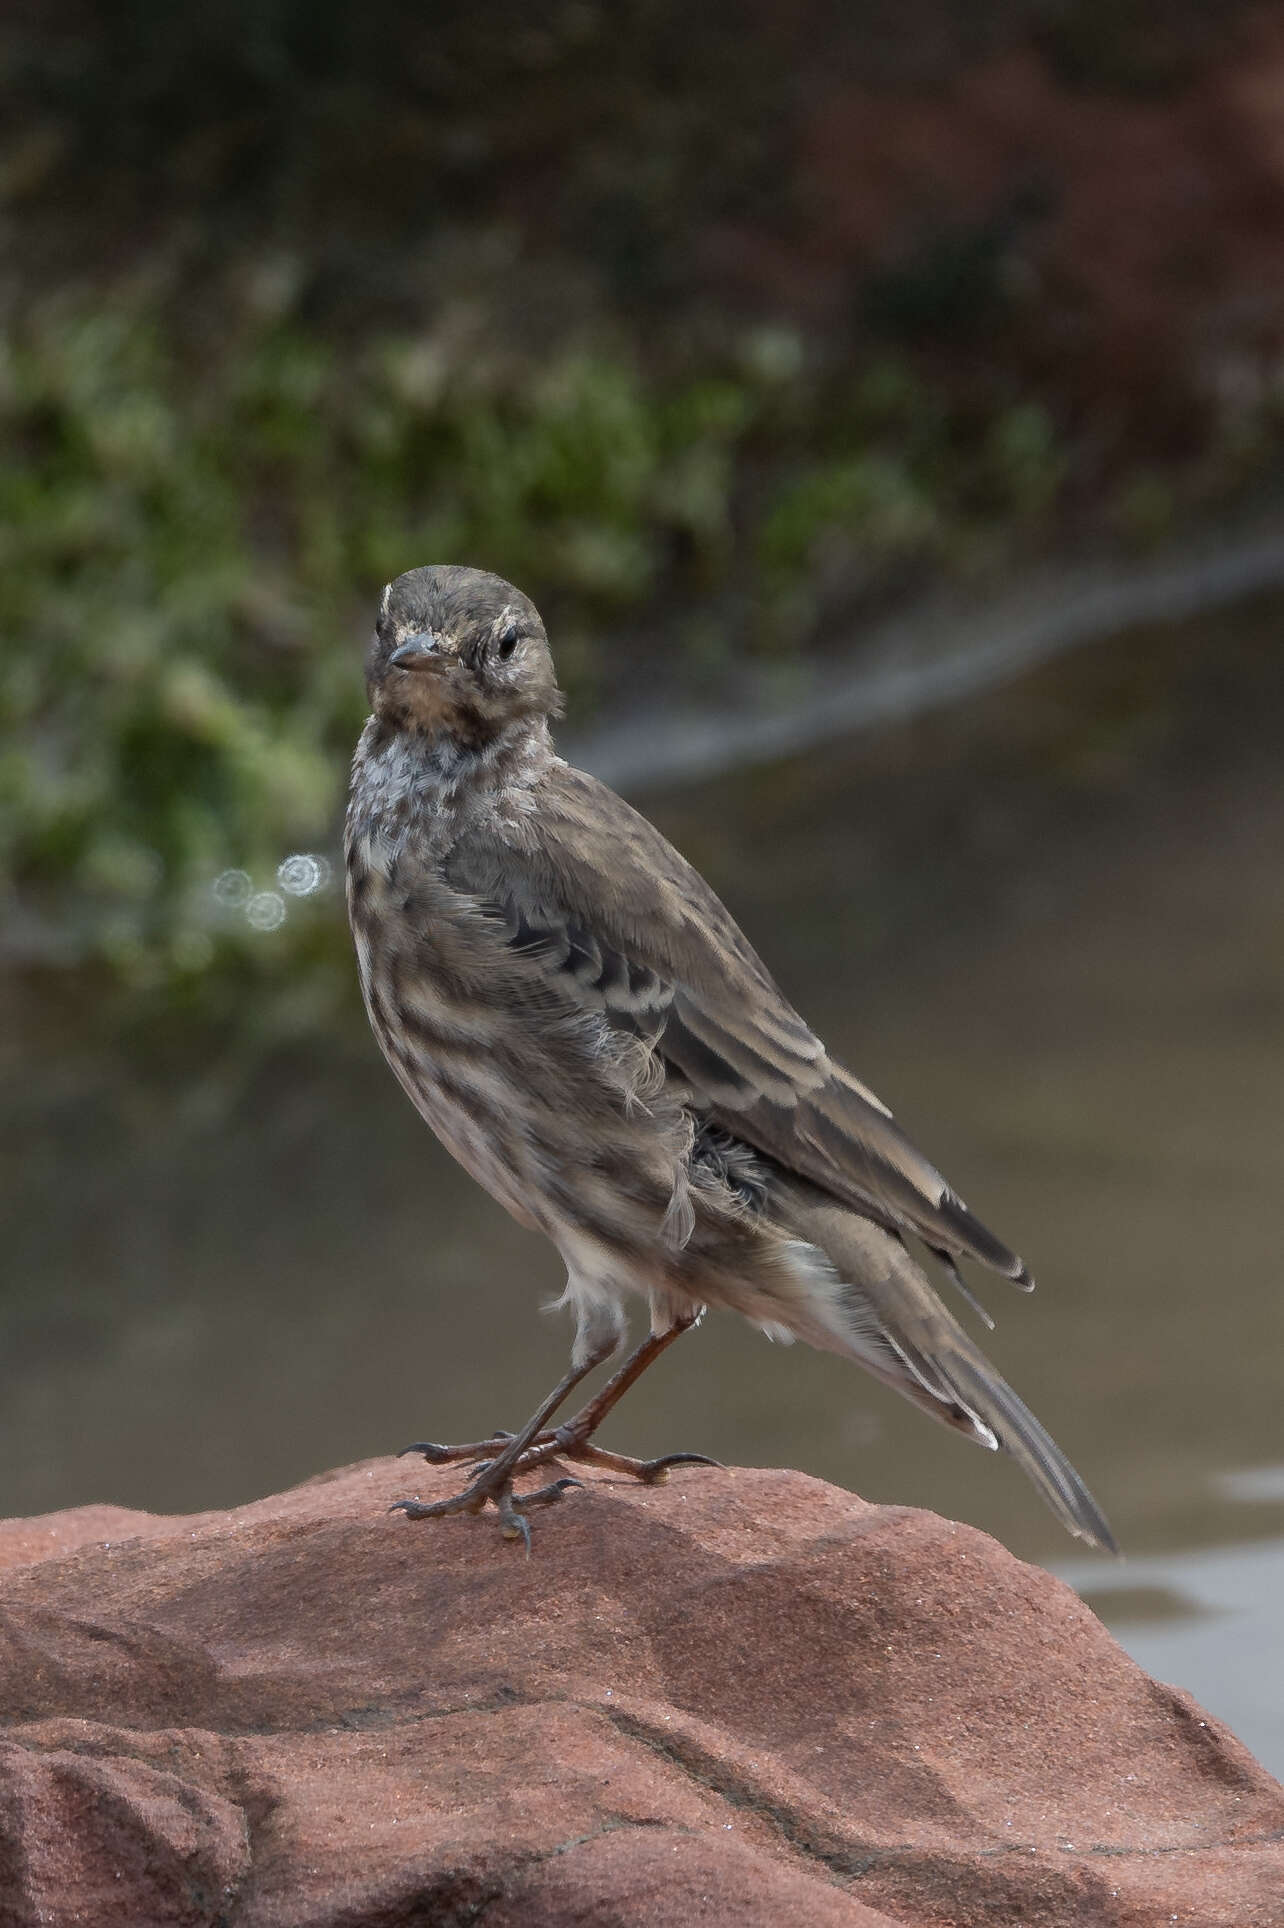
[1061,1523,1284,1781]
[3,592,1282,1775]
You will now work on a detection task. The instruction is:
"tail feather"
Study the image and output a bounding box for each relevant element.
[935,1343,1117,1553]
[769,1178,1115,1552]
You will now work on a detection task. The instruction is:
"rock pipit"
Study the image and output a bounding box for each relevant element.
[346,565,1114,1552]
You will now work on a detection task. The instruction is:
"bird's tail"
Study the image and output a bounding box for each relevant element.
[768,1179,1116,1552]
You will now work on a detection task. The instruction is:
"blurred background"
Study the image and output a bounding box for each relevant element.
[2,2,1283,1768]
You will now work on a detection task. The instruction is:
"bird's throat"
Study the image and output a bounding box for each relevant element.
[370,710,554,803]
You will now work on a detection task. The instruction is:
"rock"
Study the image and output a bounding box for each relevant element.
[0,1461,1280,1928]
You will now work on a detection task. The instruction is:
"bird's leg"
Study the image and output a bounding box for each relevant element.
[396,1315,719,1530]
[511,1312,721,1484]
[390,1341,615,1546]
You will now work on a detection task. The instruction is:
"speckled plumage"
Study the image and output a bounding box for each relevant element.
[345,564,1113,1549]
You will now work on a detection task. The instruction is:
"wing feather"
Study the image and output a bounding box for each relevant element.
[449,763,1030,1284]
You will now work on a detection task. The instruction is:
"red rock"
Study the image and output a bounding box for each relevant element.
[0,1461,1280,1927]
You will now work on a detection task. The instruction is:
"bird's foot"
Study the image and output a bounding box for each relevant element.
[400,1429,720,1486]
[389,1459,583,1556]
[392,1320,714,1545]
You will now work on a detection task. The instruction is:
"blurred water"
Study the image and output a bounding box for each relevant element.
[2,595,1282,1775]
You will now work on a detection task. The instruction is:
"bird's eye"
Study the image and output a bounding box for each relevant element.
[496,627,520,661]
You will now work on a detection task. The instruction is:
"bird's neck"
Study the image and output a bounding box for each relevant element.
[351,714,557,821]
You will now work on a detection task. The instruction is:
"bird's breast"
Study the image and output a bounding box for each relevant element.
[344,810,710,1276]
[346,833,541,1226]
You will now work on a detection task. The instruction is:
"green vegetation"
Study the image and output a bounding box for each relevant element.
[0,280,1090,995]
[3,0,1281,1014]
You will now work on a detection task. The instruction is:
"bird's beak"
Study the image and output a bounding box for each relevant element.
[389,632,449,671]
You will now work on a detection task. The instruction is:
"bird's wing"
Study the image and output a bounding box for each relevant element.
[447,762,1030,1284]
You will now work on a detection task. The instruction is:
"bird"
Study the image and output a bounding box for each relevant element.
[345,563,1115,1553]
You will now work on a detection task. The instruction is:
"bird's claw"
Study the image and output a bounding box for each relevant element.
[497,1476,583,1556]
[633,1450,724,1485]
[517,1475,585,1506]
[387,1493,475,1521]
[398,1431,515,1464]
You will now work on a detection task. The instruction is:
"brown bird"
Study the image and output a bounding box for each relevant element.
[345,564,1114,1552]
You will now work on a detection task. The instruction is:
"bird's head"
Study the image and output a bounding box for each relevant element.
[366,565,563,744]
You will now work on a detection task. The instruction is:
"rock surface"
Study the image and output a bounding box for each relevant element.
[0,1460,1281,1928]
